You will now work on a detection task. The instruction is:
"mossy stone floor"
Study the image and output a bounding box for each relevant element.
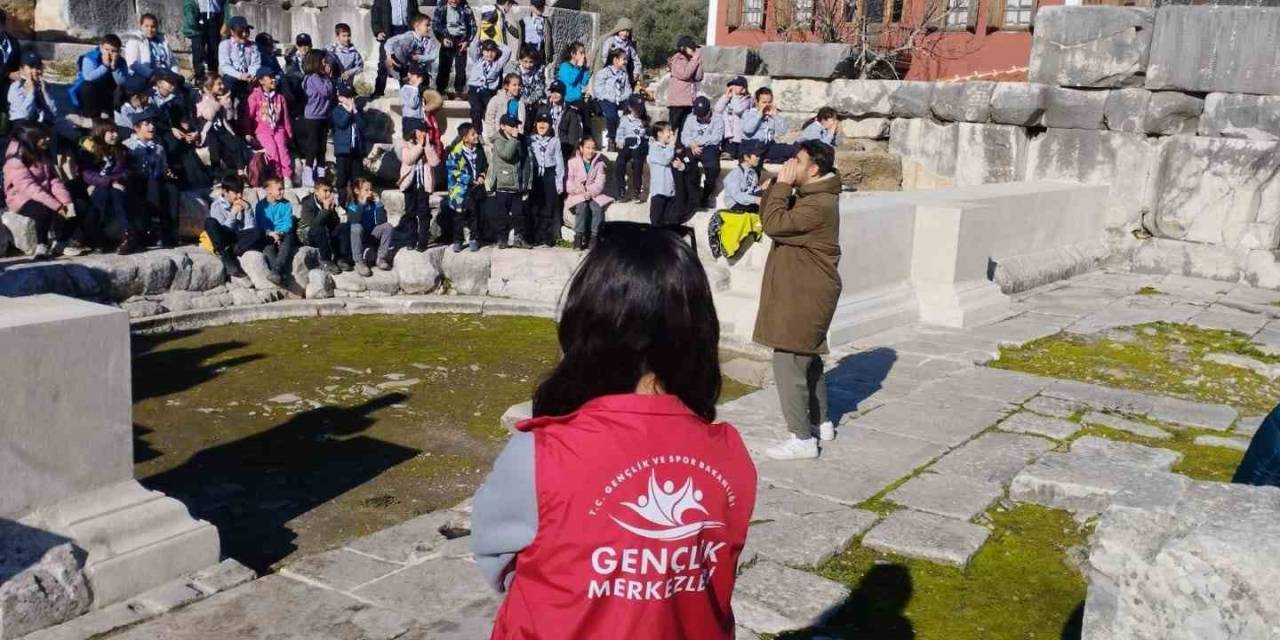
[993,322,1280,416]
[132,314,754,572]
[777,505,1089,640]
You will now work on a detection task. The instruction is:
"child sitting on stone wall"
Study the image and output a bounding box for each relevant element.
[798,106,841,149]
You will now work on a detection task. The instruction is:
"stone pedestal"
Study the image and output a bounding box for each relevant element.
[0,295,220,637]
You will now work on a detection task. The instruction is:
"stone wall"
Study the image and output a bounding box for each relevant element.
[668,7,1280,288]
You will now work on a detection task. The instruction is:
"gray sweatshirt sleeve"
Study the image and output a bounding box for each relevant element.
[471,431,537,593]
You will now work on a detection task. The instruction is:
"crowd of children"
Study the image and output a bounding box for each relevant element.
[2,3,848,283]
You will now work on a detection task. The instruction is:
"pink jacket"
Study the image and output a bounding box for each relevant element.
[397,140,441,192]
[242,88,292,138]
[666,52,703,108]
[563,153,613,212]
[4,150,72,214]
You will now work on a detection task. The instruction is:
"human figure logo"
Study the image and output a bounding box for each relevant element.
[610,471,726,541]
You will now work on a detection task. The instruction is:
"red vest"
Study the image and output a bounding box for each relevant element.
[492,394,758,640]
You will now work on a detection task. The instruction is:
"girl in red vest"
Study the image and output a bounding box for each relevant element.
[472,222,758,639]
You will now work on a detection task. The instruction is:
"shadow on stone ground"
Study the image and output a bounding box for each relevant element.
[826,346,899,424]
[140,393,419,573]
[780,564,916,639]
[1061,601,1085,640]
[132,331,265,402]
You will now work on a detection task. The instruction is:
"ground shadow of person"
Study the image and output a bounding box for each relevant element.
[823,347,899,426]
[139,393,420,573]
[1061,601,1085,640]
[779,563,915,640]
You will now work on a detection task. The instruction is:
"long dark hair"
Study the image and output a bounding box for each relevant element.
[532,223,722,421]
[11,123,52,167]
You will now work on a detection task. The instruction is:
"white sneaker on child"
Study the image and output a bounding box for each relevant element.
[765,435,819,461]
[814,421,836,441]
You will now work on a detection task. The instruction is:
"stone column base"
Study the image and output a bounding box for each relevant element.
[20,480,220,611]
[916,280,1013,329]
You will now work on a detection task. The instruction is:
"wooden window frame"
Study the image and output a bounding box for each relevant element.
[996,0,1037,31]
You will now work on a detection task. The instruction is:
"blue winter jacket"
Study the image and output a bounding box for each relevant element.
[347,200,388,228]
[331,104,364,157]
[69,48,128,109]
[254,198,295,234]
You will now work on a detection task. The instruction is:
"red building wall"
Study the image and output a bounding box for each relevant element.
[711,0,1065,80]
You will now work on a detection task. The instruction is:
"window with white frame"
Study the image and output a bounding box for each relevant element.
[792,0,814,26]
[1004,0,1034,26]
[944,0,969,27]
[743,0,765,27]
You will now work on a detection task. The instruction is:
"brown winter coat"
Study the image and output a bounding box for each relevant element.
[753,173,842,355]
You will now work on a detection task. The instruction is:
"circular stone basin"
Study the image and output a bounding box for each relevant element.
[131,314,560,572]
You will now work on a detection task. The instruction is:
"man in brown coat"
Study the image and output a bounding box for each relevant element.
[755,140,842,461]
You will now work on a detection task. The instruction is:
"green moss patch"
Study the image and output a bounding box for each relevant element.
[992,322,1280,416]
[783,505,1088,640]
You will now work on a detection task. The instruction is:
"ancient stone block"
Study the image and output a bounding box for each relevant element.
[487,248,582,304]
[1146,136,1280,249]
[392,248,442,295]
[758,42,856,79]
[0,521,91,639]
[1,210,37,255]
[1083,481,1280,640]
[1143,91,1202,135]
[1103,87,1152,132]
[954,123,1028,186]
[1080,412,1172,440]
[1198,92,1280,141]
[890,118,958,190]
[743,509,878,568]
[699,46,762,75]
[826,79,899,117]
[885,473,1002,520]
[548,8,598,68]
[773,79,829,116]
[36,0,136,40]
[989,82,1048,127]
[1147,5,1280,94]
[999,411,1081,440]
[733,562,851,634]
[840,117,891,140]
[1028,6,1154,88]
[1043,87,1109,129]
[1069,435,1182,470]
[1026,128,1159,229]
[889,81,934,118]
[930,81,995,123]
[440,247,492,295]
[862,509,991,567]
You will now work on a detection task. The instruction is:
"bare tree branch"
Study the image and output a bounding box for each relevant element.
[771,0,952,79]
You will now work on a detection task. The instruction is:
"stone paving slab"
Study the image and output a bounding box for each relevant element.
[758,428,948,505]
[343,511,451,564]
[1064,271,1163,294]
[1016,288,1123,319]
[929,432,1057,484]
[753,485,850,522]
[998,411,1082,440]
[351,558,499,625]
[967,312,1074,347]
[1236,415,1265,437]
[1148,396,1238,431]
[1009,452,1184,515]
[1065,302,1201,335]
[106,575,417,639]
[861,509,991,567]
[885,472,1003,521]
[851,400,1010,447]
[1070,436,1183,471]
[1023,394,1087,419]
[280,548,404,592]
[1193,435,1252,452]
[905,368,1049,406]
[743,508,879,569]
[1188,309,1269,335]
[733,561,851,635]
[1043,380,1158,415]
[1081,411,1172,439]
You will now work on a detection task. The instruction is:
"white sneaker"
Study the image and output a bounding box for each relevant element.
[765,435,819,461]
[32,243,50,260]
[815,421,836,442]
